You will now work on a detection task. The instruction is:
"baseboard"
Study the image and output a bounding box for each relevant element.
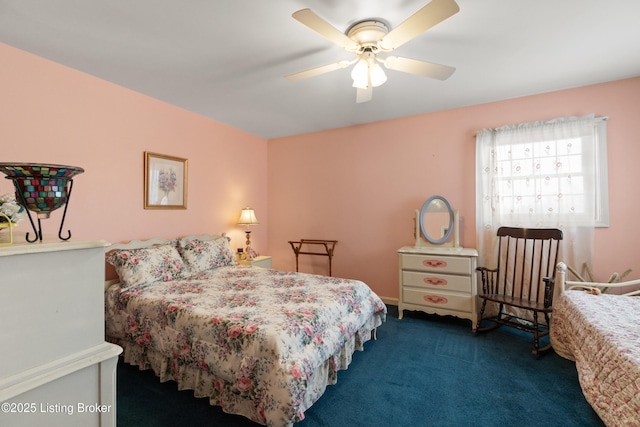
[380,296,398,306]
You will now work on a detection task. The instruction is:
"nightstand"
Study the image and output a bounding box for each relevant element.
[238,255,272,268]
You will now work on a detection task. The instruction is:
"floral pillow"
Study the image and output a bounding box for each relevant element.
[107,244,185,288]
[177,236,235,274]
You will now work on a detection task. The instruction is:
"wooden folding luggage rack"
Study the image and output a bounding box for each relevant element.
[288,239,338,276]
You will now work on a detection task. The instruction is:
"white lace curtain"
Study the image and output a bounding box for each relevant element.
[475,114,597,273]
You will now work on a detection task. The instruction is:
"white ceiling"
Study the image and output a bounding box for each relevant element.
[1,0,639,139]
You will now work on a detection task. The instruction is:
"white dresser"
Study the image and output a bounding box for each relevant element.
[398,246,479,330]
[0,236,122,427]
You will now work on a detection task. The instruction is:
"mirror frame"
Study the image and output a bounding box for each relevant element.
[419,195,454,245]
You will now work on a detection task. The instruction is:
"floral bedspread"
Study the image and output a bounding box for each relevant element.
[551,290,640,426]
[105,265,386,426]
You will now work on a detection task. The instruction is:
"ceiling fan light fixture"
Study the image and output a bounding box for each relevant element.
[288,1,460,103]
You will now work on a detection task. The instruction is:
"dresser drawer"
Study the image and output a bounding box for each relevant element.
[402,271,471,292]
[403,288,472,312]
[401,253,471,274]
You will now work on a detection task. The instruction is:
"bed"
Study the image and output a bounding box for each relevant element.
[104,234,387,426]
[551,262,640,426]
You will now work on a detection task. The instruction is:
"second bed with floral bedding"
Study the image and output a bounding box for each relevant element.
[551,290,640,426]
[105,234,387,426]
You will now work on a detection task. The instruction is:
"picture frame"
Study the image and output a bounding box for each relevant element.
[144,152,188,209]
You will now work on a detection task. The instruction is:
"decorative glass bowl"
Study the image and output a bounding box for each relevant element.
[0,163,84,219]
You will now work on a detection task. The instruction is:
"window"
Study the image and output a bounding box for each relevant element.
[477,115,608,228]
[593,119,609,226]
[475,114,607,271]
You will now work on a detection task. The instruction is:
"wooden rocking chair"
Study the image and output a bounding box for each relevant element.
[476,227,563,355]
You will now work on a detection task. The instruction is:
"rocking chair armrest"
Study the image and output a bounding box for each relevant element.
[543,276,555,308]
[476,266,498,274]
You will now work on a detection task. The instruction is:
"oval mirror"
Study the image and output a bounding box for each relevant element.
[419,195,454,244]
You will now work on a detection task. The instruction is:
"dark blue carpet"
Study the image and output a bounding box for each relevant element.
[117,307,604,426]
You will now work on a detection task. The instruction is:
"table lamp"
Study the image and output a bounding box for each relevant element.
[237,207,259,260]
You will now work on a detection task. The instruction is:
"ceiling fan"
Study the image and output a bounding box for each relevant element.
[285,0,460,103]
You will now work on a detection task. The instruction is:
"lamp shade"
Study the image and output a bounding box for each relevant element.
[351,58,369,89]
[237,207,259,226]
[369,62,387,87]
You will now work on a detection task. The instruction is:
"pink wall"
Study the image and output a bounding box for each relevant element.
[0,42,269,277]
[268,77,640,301]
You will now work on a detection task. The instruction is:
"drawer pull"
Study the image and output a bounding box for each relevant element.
[424,277,447,286]
[423,295,448,304]
[423,259,447,268]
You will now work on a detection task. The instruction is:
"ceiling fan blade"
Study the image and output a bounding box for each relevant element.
[285,60,351,81]
[379,0,459,51]
[356,86,373,103]
[292,9,360,52]
[384,56,455,80]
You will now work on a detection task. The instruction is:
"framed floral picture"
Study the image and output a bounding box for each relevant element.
[144,152,188,209]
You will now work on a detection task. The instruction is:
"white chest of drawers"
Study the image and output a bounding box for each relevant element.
[398,246,478,330]
[0,237,122,427]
